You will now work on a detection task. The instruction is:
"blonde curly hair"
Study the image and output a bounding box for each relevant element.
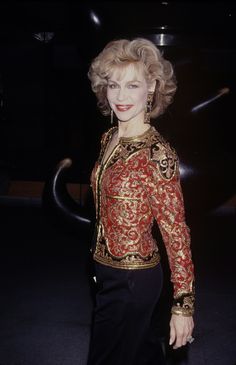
[88,38,177,119]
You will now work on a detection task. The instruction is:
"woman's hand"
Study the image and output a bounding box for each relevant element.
[169,314,194,349]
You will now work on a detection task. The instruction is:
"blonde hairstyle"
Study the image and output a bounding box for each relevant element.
[88,38,177,118]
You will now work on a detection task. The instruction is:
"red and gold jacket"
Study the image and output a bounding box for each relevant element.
[90,126,194,313]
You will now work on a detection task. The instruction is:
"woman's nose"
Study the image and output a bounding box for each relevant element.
[117,87,126,101]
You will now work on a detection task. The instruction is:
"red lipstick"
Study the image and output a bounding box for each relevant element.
[116,105,133,112]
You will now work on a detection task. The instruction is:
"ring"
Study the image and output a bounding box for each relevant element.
[187,336,195,344]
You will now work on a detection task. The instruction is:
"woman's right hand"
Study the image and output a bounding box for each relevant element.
[169,314,194,349]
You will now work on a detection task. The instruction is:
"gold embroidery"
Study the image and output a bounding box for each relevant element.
[171,292,195,316]
[105,194,141,201]
[90,126,194,305]
[150,143,177,180]
[94,233,160,270]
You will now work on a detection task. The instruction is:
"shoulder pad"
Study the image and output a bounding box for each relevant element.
[150,141,178,180]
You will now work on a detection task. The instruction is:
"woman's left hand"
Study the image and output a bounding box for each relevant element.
[169,314,194,349]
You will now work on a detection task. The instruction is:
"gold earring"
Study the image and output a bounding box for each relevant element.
[145,92,154,124]
[110,109,114,124]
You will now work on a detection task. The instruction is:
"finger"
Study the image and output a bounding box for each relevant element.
[182,329,193,347]
[169,322,176,345]
[183,330,191,346]
[173,333,184,349]
[174,328,191,349]
[182,335,188,347]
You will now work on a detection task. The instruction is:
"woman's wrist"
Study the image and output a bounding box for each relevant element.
[171,292,195,317]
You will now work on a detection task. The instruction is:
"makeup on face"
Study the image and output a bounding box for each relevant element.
[107,63,149,123]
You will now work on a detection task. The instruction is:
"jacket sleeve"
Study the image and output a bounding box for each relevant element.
[139,142,195,316]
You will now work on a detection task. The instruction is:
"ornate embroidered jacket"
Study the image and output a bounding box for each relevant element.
[90,126,194,302]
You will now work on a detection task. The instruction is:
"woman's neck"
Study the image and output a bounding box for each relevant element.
[117,115,150,139]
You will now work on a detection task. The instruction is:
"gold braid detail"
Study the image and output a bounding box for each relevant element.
[171,292,195,317]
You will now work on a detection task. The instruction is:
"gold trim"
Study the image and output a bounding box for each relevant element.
[100,128,119,166]
[171,306,194,317]
[95,141,121,219]
[105,194,141,201]
[174,287,195,299]
[103,126,153,143]
[93,253,160,270]
[119,126,153,142]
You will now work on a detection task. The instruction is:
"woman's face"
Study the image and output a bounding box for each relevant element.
[107,63,149,123]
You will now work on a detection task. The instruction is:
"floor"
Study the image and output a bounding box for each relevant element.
[0,196,235,365]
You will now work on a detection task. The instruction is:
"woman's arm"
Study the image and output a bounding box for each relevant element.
[140,142,195,348]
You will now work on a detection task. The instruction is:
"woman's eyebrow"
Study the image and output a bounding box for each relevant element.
[128,80,142,83]
[108,79,142,83]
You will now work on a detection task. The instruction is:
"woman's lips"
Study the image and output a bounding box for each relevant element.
[115,104,133,112]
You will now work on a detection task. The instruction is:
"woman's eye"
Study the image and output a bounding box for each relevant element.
[128,84,138,89]
[108,84,117,89]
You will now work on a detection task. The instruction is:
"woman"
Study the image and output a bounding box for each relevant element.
[87,38,194,365]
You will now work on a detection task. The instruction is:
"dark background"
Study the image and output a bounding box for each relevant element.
[0,2,236,365]
[0,2,235,196]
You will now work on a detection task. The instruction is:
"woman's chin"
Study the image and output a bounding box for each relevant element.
[117,118,130,123]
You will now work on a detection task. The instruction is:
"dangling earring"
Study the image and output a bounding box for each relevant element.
[145,92,154,124]
[110,109,114,125]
